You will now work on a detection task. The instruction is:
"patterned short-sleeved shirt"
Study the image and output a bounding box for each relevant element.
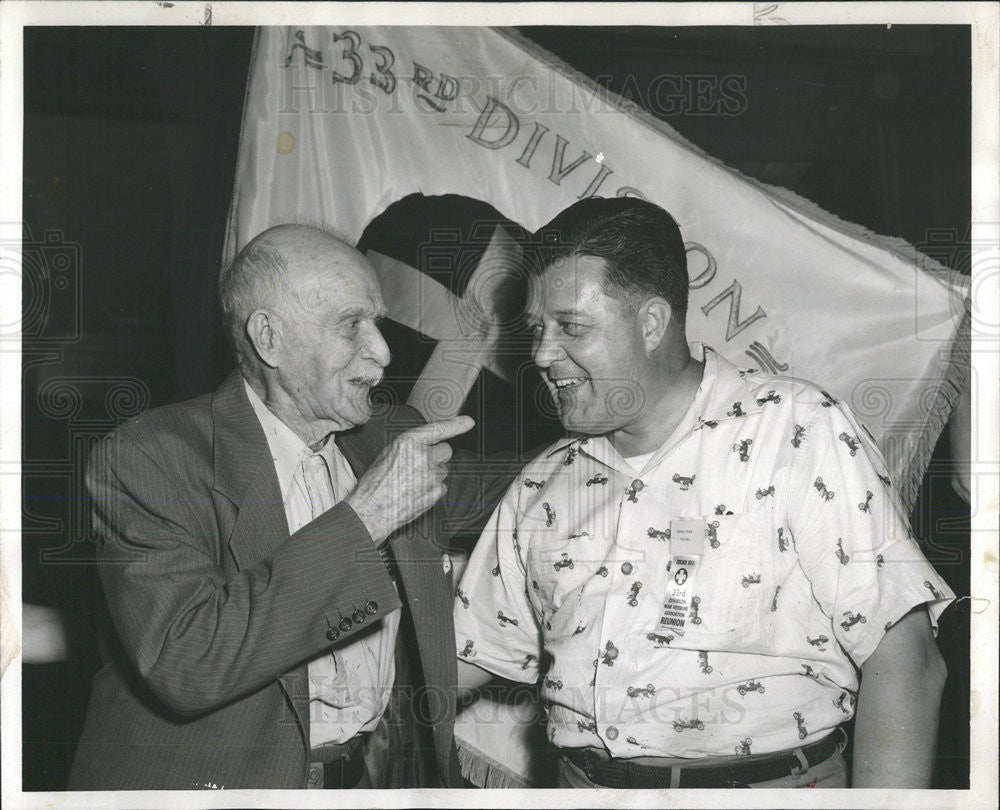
[454,345,954,758]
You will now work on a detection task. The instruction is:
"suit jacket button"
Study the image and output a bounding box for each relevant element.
[365,600,379,615]
[351,609,366,624]
[326,627,340,642]
[339,616,353,632]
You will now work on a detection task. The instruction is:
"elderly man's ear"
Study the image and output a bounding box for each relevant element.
[246,309,281,368]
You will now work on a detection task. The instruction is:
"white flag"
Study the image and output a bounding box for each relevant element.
[224,25,968,515]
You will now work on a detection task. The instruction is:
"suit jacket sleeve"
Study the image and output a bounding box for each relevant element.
[89,429,401,716]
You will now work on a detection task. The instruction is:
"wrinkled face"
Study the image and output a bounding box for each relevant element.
[528,254,650,437]
[274,253,390,433]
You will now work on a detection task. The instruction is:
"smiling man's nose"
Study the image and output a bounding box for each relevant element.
[532,330,565,369]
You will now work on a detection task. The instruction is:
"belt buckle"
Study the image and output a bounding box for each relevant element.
[789,747,810,777]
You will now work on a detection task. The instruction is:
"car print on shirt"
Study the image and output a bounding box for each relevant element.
[542,502,556,527]
[563,446,578,466]
[699,651,713,674]
[924,580,945,599]
[800,664,820,680]
[840,610,867,631]
[727,401,746,417]
[586,473,608,487]
[793,711,808,739]
[807,635,829,652]
[456,587,470,609]
[672,473,696,491]
[553,553,574,571]
[520,653,537,670]
[698,417,719,429]
[755,485,775,500]
[820,390,837,407]
[777,527,790,553]
[673,718,706,732]
[742,572,761,588]
[714,504,730,515]
[814,477,835,501]
[838,432,860,456]
[572,624,586,636]
[598,641,620,666]
[459,639,476,658]
[568,531,589,540]
[596,566,609,577]
[732,438,753,462]
[690,595,702,624]
[497,610,519,628]
[756,390,782,406]
[835,538,850,565]
[647,526,671,541]
[735,737,753,756]
[523,478,544,490]
[791,424,806,448]
[626,581,642,607]
[706,521,720,549]
[833,691,855,715]
[647,632,674,648]
[877,472,892,487]
[626,683,656,699]
[491,563,501,577]
[544,676,563,690]
[626,736,650,749]
[625,480,644,502]
[770,585,781,612]
[577,719,598,734]
[737,679,765,696]
[876,554,885,569]
[858,490,874,512]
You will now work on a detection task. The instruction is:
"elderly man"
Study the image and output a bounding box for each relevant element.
[70,224,494,789]
[455,198,954,789]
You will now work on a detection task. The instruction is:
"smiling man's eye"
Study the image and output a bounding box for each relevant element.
[560,322,582,336]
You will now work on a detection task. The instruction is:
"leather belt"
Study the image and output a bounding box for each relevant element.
[562,730,843,788]
[308,732,369,789]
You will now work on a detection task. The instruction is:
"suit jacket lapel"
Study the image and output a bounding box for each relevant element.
[211,372,310,748]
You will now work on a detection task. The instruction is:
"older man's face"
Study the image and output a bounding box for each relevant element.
[274,252,390,433]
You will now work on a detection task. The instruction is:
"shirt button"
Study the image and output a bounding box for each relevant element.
[632,479,644,491]
[621,562,633,575]
[606,726,619,740]
[326,627,340,642]
[338,616,353,632]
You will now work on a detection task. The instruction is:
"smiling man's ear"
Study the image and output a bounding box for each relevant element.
[246,309,281,368]
[640,297,672,354]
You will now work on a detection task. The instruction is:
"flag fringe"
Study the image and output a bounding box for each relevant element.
[899,303,972,512]
[456,740,533,789]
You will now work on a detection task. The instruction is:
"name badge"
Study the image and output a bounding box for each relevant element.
[670,518,705,556]
[657,555,699,637]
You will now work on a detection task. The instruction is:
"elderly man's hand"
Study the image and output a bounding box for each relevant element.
[347,415,475,545]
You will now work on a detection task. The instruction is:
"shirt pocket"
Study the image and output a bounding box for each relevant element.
[667,511,775,654]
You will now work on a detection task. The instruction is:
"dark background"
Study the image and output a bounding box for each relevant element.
[21,25,971,790]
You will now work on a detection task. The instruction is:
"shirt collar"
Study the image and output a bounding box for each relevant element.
[544,344,763,469]
[244,379,325,502]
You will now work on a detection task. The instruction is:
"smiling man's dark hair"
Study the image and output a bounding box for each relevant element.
[533,197,689,320]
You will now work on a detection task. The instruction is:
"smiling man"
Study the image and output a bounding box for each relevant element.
[70,224,482,790]
[454,198,954,789]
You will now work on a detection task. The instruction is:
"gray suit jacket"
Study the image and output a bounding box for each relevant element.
[70,371,499,789]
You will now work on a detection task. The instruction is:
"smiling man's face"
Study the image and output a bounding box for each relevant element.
[528,254,653,438]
